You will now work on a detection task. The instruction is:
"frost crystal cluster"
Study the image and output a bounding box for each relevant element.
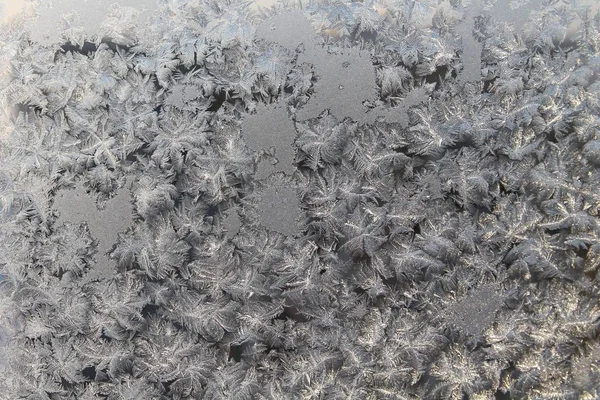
[1,0,600,399]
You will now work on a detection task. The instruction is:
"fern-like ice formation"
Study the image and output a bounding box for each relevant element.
[0,0,599,399]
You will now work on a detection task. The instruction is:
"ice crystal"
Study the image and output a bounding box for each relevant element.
[1,1,599,399]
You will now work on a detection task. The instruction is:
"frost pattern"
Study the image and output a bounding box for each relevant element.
[457,0,547,85]
[1,0,599,399]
